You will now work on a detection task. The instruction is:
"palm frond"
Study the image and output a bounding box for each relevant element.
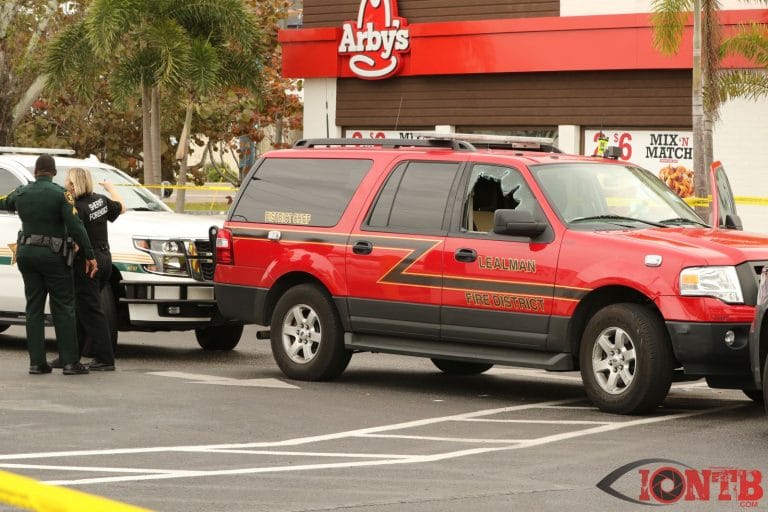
[650,0,694,54]
[170,0,260,51]
[43,22,102,100]
[721,22,768,65]
[110,53,148,106]
[144,19,192,87]
[716,69,768,102]
[216,47,264,92]
[188,38,222,97]
[85,0,134,58]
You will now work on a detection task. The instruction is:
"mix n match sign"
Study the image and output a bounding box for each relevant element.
[585,129,695,198]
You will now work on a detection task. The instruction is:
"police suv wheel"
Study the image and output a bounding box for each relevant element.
[195,324,243,351]
[0,323,9,334]
[580,303,674,414]
[763,356,768,414]
[431,358,493,375]
[270,284,351,381]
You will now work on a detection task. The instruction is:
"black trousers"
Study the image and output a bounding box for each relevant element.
[73,249,114,364]
[18,246,80,367]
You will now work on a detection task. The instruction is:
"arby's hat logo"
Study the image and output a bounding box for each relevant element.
[338,0,411,79]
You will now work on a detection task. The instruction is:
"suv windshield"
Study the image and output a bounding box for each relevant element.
[38,164,170,212]
[530,162,705,228]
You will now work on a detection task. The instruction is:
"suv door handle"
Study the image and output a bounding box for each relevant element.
[352,240,373,255]
[454,248,477,263]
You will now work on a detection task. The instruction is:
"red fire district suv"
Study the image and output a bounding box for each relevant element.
[213,136,766,414]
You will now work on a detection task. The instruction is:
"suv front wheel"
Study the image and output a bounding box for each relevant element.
[270,284,351,381]
[580,303,674,414]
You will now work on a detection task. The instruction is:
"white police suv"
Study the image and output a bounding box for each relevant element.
[0,147,243,350]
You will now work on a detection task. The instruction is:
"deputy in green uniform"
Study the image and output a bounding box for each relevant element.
[0,155,98,375]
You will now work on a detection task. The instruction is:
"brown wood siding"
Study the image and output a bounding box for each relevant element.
[303,0,559,28]
[336,71,693,129]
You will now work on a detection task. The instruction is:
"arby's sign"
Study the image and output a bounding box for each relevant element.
[338,0,411,79]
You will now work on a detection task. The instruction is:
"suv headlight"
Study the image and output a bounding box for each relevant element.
[133,238,190,277]
[679,266,744,304]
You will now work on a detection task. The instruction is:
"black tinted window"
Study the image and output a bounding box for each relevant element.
[368,161,460,232]
[0,168,23,196]
[232,158,371,226]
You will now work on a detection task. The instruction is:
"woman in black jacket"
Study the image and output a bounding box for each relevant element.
[64,167,125,370]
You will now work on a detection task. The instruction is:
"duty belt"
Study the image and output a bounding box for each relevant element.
[20,234,64,252]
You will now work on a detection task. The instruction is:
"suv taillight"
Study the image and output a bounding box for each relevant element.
[216,228,234,265]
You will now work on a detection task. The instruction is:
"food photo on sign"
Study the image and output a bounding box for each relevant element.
[585,129,694,198]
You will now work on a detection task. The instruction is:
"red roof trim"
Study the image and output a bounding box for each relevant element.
[280,9,767,78]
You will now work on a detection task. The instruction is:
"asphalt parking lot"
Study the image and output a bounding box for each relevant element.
[0,324,766,512]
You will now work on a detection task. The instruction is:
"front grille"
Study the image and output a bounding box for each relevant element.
[190,239,215,281]
[738,260,768,306]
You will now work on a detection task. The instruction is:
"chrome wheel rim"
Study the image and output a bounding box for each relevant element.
[591,326,637,395]
[281,303,321,364]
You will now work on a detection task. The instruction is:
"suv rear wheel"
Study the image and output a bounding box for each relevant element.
[580,303,674,414]
[270,284,351,381]
[431,359,493,375]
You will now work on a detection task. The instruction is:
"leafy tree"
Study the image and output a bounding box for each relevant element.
[651,0,768,216]
[44,0,264,194]
[0,0,83,146]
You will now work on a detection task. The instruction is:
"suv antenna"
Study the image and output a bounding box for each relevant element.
[393,96,403,132]
[325,79,330,138]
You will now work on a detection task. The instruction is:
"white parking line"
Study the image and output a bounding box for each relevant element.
[0,463,196,475]
[192,449,414,459]
[0,398,745,487]
[357,434,526,443]
[146,371,300,389]
[457,418,611,425]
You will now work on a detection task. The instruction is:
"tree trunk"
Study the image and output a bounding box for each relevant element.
[691,0,708,221]
[175,99,194,213]
[12,74,46,131]
[150,85,162,193]
[141,84,154,188]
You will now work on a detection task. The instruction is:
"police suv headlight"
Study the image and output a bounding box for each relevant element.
[679,266,744,304]
[133,238,190,277]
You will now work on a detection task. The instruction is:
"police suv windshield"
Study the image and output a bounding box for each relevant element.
[45,165,171,212]
[530,162,706,228]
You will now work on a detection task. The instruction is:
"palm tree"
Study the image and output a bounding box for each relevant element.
[651,0,768,217]
[45,0,263,192]
[172,32,264,211]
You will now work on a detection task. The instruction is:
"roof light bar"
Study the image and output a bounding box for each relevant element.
[411,132,561,153]
[0,146,76,156]
[412,132,555,146]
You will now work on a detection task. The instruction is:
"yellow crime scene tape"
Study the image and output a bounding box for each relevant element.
[685,196,768,207]
[115,183,238,192]
[0,469,153,511]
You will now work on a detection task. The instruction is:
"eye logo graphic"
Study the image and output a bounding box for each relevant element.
[338,0,411,79]
[597,459,764,507]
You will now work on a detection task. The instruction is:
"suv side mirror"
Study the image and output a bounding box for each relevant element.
[493,209,547,238]
[160,180,173,198]
[724,213,743,231]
